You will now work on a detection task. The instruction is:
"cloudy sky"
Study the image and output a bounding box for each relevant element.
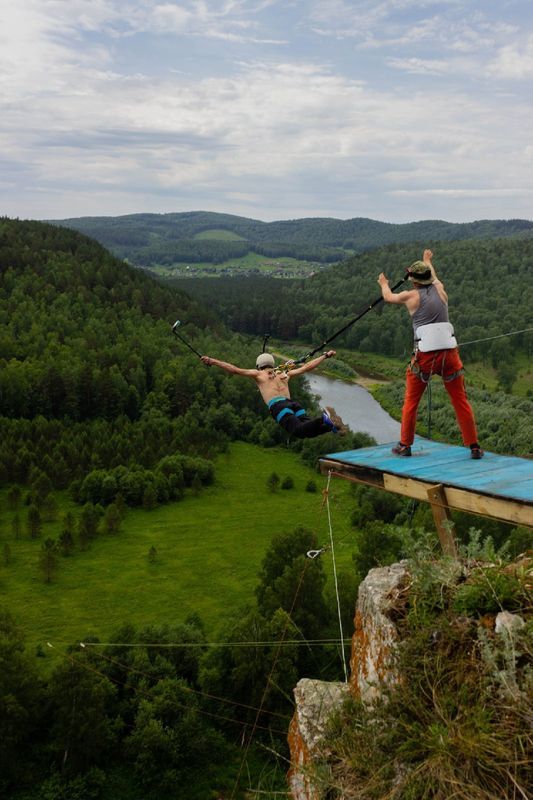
[1,0,533,222]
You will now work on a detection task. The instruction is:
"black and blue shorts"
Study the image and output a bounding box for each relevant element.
[266,396,331,439]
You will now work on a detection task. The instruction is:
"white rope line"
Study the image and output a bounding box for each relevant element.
[325,470,349,683]
[48,638,352,650]
[458,326,533,347]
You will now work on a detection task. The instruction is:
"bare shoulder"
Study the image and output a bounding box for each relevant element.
[435,282,448,303]
[396,288,418,303]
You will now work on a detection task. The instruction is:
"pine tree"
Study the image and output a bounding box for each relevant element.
[11,513,21,540]
[267,472,280,492]
[103,503,122,534]
[27,505,41,539]
[39,538,59,583]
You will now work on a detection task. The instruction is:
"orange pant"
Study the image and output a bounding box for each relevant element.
[400,348,478,447]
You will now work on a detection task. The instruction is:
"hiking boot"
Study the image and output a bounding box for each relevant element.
[392,442,411,456]
[470,446,484,460]
[322,409,338,433]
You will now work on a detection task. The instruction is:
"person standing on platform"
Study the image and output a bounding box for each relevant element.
[377,249,483,459]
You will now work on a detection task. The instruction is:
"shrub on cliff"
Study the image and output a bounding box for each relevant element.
[318,534,532,799]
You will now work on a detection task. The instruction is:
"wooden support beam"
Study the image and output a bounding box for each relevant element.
[383,474,533,527]
[320,459,384,489]
[426,483,457,558]
[320,460,533,528]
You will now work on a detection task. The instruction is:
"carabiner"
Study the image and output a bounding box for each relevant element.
[306,548,326,560]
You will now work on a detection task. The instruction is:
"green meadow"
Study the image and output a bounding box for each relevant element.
[0,442,356,659]
[193,228,247,241]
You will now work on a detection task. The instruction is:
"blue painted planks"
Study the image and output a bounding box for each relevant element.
[325,439,533,504]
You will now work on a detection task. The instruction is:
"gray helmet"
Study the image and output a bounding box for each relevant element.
[256,353,275,370]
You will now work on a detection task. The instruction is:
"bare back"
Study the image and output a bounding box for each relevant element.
[254,369,292,404]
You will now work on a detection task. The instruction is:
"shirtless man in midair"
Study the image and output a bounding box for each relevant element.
[200,350,337,438]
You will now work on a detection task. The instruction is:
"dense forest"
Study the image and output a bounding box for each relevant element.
[171,238,533,361]
[0,219,364,799]
[51,210,533,268]
[1,219,531,799]
[0,219,356,490]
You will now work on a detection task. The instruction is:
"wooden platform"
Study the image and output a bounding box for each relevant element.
[320,439,533,555]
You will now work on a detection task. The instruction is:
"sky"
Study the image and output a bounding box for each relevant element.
[1,0,533,223]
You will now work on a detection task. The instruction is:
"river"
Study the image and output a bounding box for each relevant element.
[306,374,401,445]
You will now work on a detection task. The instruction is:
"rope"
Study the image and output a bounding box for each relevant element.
[77,638,351,649]
[458,326,533,348]
[86,647,292,722]
[230,472,342,798]
[325,471,348,683]
[426,371,433,441]
[46,643,287,736]
[230,559,313,799]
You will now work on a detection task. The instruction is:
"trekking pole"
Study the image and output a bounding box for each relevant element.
[275,274,409,371]
[289,274,409,367]
[171,319,203,358]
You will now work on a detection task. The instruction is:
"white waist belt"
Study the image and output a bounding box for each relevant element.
[415,322,457,352]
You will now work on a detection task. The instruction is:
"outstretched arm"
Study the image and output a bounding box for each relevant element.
[378,273,414,305]
[422,249,448,301]
[288,350,335,377]
[201,355,257,377]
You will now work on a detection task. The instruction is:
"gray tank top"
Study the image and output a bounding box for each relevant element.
[411,284,448,335]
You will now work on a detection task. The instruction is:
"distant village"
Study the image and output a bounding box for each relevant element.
[173,260,324,278]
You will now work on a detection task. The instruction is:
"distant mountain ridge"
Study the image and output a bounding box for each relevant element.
[50,211,533,269]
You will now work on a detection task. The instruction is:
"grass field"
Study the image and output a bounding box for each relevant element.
[0,442,356,661]
[193,229,247,241]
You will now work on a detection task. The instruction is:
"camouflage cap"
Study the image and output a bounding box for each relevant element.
[408,260,434,285]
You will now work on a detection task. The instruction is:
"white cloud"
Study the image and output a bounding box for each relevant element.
[307,0,470,44]
[390,188,533,198]
[149,4,194,32]
[306,0,524,63]
[1,1,533,221]
[3,56,531,192]
[486,35,533,79]
[117,0,288,43]
[387,57,449,74]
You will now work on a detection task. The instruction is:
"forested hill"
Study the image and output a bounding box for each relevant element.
[172,238,533,363]
[50,211,533,268]
[0,218,216,420]
[0,218,365,800]
[0,217,342,498]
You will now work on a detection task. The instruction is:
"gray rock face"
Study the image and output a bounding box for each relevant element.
[288,563,410,799]
[350,561,410,704]
[288,679,351,800]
